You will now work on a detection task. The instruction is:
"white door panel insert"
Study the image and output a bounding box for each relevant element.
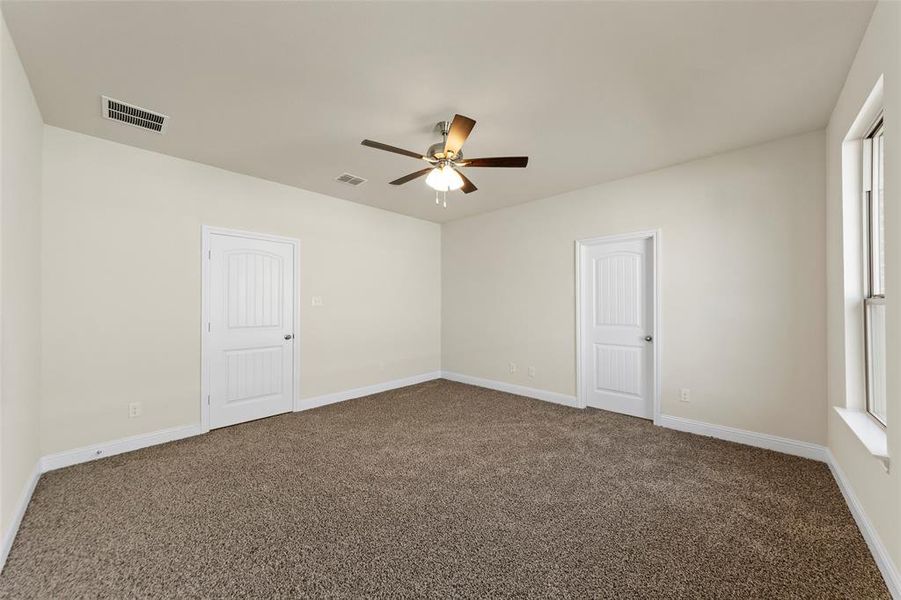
[594,253,641,327]
[205,230,296,429]
[593,344,642,397]
[223,346,284,403]
[225,250,284,328]
[579,236,654,419]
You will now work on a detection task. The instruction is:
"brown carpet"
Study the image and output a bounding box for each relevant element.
[0,379,889,599]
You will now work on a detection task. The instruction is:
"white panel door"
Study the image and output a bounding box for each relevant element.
[580,237,653,419]
[207,233,295,429]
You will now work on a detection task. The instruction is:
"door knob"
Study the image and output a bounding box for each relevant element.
[644,335,653,342]
[284,334,293,340]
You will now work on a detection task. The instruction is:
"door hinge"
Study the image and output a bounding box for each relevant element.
[207,322,211,332]
[208,250,211,259]
[207,394,210,405]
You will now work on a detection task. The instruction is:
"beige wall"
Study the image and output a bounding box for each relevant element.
[826,0,901,577]
[443,130,826,444]
[40,126,441,455]
[10,4,898,585]
[0,16,43,537]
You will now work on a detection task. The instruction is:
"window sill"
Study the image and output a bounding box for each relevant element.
[835,407,889,472]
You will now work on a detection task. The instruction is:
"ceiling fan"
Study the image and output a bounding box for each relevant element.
[361,114,528,206]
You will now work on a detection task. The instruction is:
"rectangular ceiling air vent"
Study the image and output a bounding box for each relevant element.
[335,172,367,186]
[101,95,168,134]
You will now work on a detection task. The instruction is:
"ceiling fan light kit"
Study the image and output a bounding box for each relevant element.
[425,164,464,192]
[361,114,528,208]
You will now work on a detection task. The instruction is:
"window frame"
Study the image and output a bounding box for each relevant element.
[863,115,886,427]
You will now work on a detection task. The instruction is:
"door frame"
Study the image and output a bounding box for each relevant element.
[200,225,301,433]
[575,229,661,421]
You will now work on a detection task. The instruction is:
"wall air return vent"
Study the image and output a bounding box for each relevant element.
[101,95,169,134]
[335,173,367,186]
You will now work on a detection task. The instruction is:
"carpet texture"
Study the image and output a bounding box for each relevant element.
[0,380,889,599]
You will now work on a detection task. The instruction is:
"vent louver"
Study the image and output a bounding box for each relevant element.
[335,173,367,186]
[101,96,168,134]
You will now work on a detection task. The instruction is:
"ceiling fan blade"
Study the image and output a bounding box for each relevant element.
[462,156,529,168]
[458,170,478,194]
[389,168,433,185]
[443,114,476,157]
[361,139,425,160]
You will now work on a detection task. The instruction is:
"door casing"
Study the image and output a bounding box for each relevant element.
[575,230,661,421]
[200,225,301,433]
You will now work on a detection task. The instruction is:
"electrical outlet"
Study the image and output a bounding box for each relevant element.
[679,388,690,402]
[528,366,536,378]
[128,402,142,418]
[311,296,323,306]
[509,362,518,374]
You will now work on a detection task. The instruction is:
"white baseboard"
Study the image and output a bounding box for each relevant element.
[296,371,442,412]
[40,372,444,474]
[5,372,444,572]
[40,424,203,473]
[15,373,899,597]
[647,415,898,595]
[826,450,901,599]
[438,377,897,595]
[440,371,581,408]
[654,414,828,462]
[0,461,40,573]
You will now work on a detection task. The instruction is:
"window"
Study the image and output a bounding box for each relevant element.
[864,117,886,425]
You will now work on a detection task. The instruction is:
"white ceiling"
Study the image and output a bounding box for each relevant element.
[2,1,874,223]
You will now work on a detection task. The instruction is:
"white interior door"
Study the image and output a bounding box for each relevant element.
[207,232,295,429]
[580,236,654,419]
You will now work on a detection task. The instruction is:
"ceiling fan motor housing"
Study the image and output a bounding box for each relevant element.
[361,113,527,196]
[428,120,461,160]
[427,141,462,161]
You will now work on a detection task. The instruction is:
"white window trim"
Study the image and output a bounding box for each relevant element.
[837,75,887,466]
[834,407,889,472]
[862,117,886,426]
